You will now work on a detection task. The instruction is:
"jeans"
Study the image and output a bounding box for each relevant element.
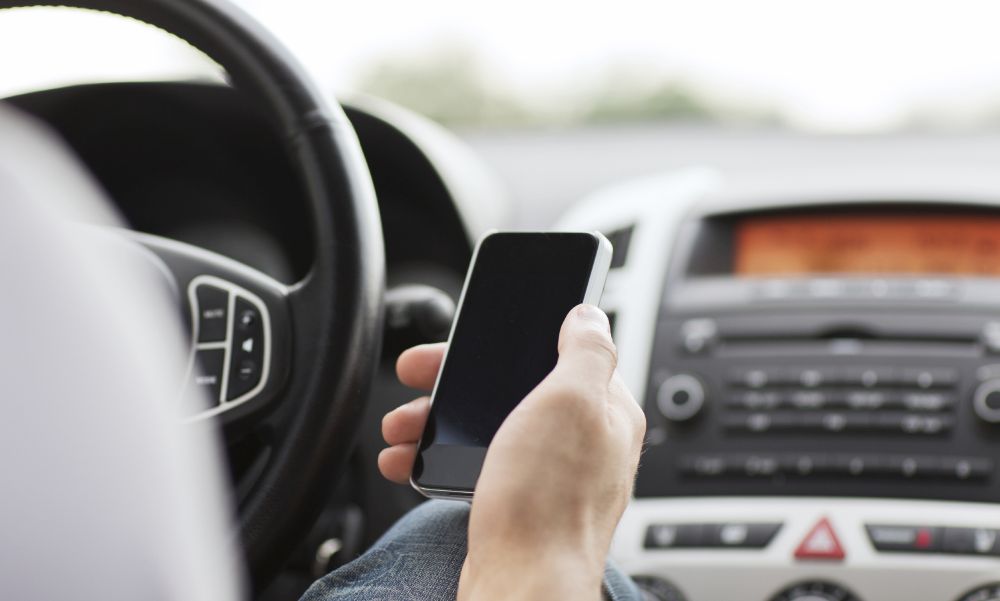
[301,500,642,600]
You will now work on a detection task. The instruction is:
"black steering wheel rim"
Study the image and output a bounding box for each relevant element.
[0,0,385,588]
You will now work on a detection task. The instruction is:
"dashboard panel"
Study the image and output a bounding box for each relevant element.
[557,172,1000,601]
[5,82,478,290]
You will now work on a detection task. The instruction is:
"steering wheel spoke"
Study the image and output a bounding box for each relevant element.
[132,231,292,423]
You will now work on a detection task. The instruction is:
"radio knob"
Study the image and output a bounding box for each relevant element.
[973,380,1000,423]
[657,373,705,422]
[770,582,860,601]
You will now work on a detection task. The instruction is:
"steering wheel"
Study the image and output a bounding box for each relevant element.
[0,0,385,589]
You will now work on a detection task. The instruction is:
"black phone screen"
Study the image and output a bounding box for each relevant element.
[413,232,602,493]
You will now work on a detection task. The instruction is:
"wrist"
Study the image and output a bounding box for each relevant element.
[459,543,604,601]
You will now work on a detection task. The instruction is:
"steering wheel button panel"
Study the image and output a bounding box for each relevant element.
[185,275,272,414]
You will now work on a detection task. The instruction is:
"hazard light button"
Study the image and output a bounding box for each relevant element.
[795,517,845,560]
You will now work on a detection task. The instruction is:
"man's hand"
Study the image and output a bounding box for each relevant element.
[381,305,646,601]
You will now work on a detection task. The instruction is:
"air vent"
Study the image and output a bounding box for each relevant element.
[605,225,634,269]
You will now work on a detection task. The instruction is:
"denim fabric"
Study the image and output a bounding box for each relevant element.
[301,500,642,601]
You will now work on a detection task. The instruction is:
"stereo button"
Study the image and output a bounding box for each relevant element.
[657,374,705,422]
[866,525,940,553]
[974,380,1000,423]
[644,524,705,549]
[901,368,958,389]
[709,523,783,548]
[846,390,889,409]
[901,392,954,411]
[727,391,782,410]
[844,367,897,388]
[943,528,1000,556]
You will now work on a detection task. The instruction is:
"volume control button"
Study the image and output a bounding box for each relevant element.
[974,379,1000,423]
[657,374,705,421]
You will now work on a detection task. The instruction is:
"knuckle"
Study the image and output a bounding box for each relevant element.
[543,378,604,412]
[576,329,619,368]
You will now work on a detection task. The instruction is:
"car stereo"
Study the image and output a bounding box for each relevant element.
[637,205,1000,503]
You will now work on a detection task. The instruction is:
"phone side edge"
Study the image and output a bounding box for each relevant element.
[582,230,613,307]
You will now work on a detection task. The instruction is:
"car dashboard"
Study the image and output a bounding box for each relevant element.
[558,170,1000,600]
[9,78,1000,601]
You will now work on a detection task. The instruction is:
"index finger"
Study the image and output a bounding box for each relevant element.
[396,343,447,390]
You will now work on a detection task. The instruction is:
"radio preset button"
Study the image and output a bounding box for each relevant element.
[901,367,958,389]
[680,318,717,354]
[982,322,1000,354]
[844,367,897,388]
[727,391,782,410]
[845,390,889,409]
[901,392,954,411]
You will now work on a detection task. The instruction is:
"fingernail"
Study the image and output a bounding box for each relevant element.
[577,304,610,333]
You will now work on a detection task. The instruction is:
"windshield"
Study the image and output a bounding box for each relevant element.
[2,0,1000,134]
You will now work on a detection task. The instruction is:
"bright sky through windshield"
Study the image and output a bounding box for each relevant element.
[2,0,1000,132]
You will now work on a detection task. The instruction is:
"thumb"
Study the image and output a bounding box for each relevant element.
[551,304,618,390]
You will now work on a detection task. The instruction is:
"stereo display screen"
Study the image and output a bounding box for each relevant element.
[734,213,1000,277]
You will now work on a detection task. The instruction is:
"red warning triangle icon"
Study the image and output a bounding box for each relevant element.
[794,517,845,560]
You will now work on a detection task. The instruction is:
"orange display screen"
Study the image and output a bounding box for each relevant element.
[734,214,1000,276]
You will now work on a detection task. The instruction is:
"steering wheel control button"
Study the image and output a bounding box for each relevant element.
[770,581,860,601]
[192,348,226,406]
[942,527,1000,556]
[865,524,941,553]
[974,380,1000,423]
[794,517,845,561]
[656,374,705,421]
[226,296,267,402]
[194,284,230,343]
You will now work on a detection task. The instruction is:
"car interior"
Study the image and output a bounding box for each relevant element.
[4,1,1000,600]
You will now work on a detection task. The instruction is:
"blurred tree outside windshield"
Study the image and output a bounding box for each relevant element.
[355,43,780,129]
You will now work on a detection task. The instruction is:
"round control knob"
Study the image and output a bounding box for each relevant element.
[974,380,1000,423]
[770,581,861,601]
[631,575,687,601]
[656,373,705,422]
[956,583,1000,601]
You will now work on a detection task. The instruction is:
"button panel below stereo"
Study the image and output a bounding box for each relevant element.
[723,366,959,437]
[645,521,783,550]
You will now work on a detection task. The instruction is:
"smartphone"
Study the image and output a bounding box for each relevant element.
[410,231,613,499]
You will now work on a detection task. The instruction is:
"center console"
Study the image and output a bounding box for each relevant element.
[558,174,1000,601]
